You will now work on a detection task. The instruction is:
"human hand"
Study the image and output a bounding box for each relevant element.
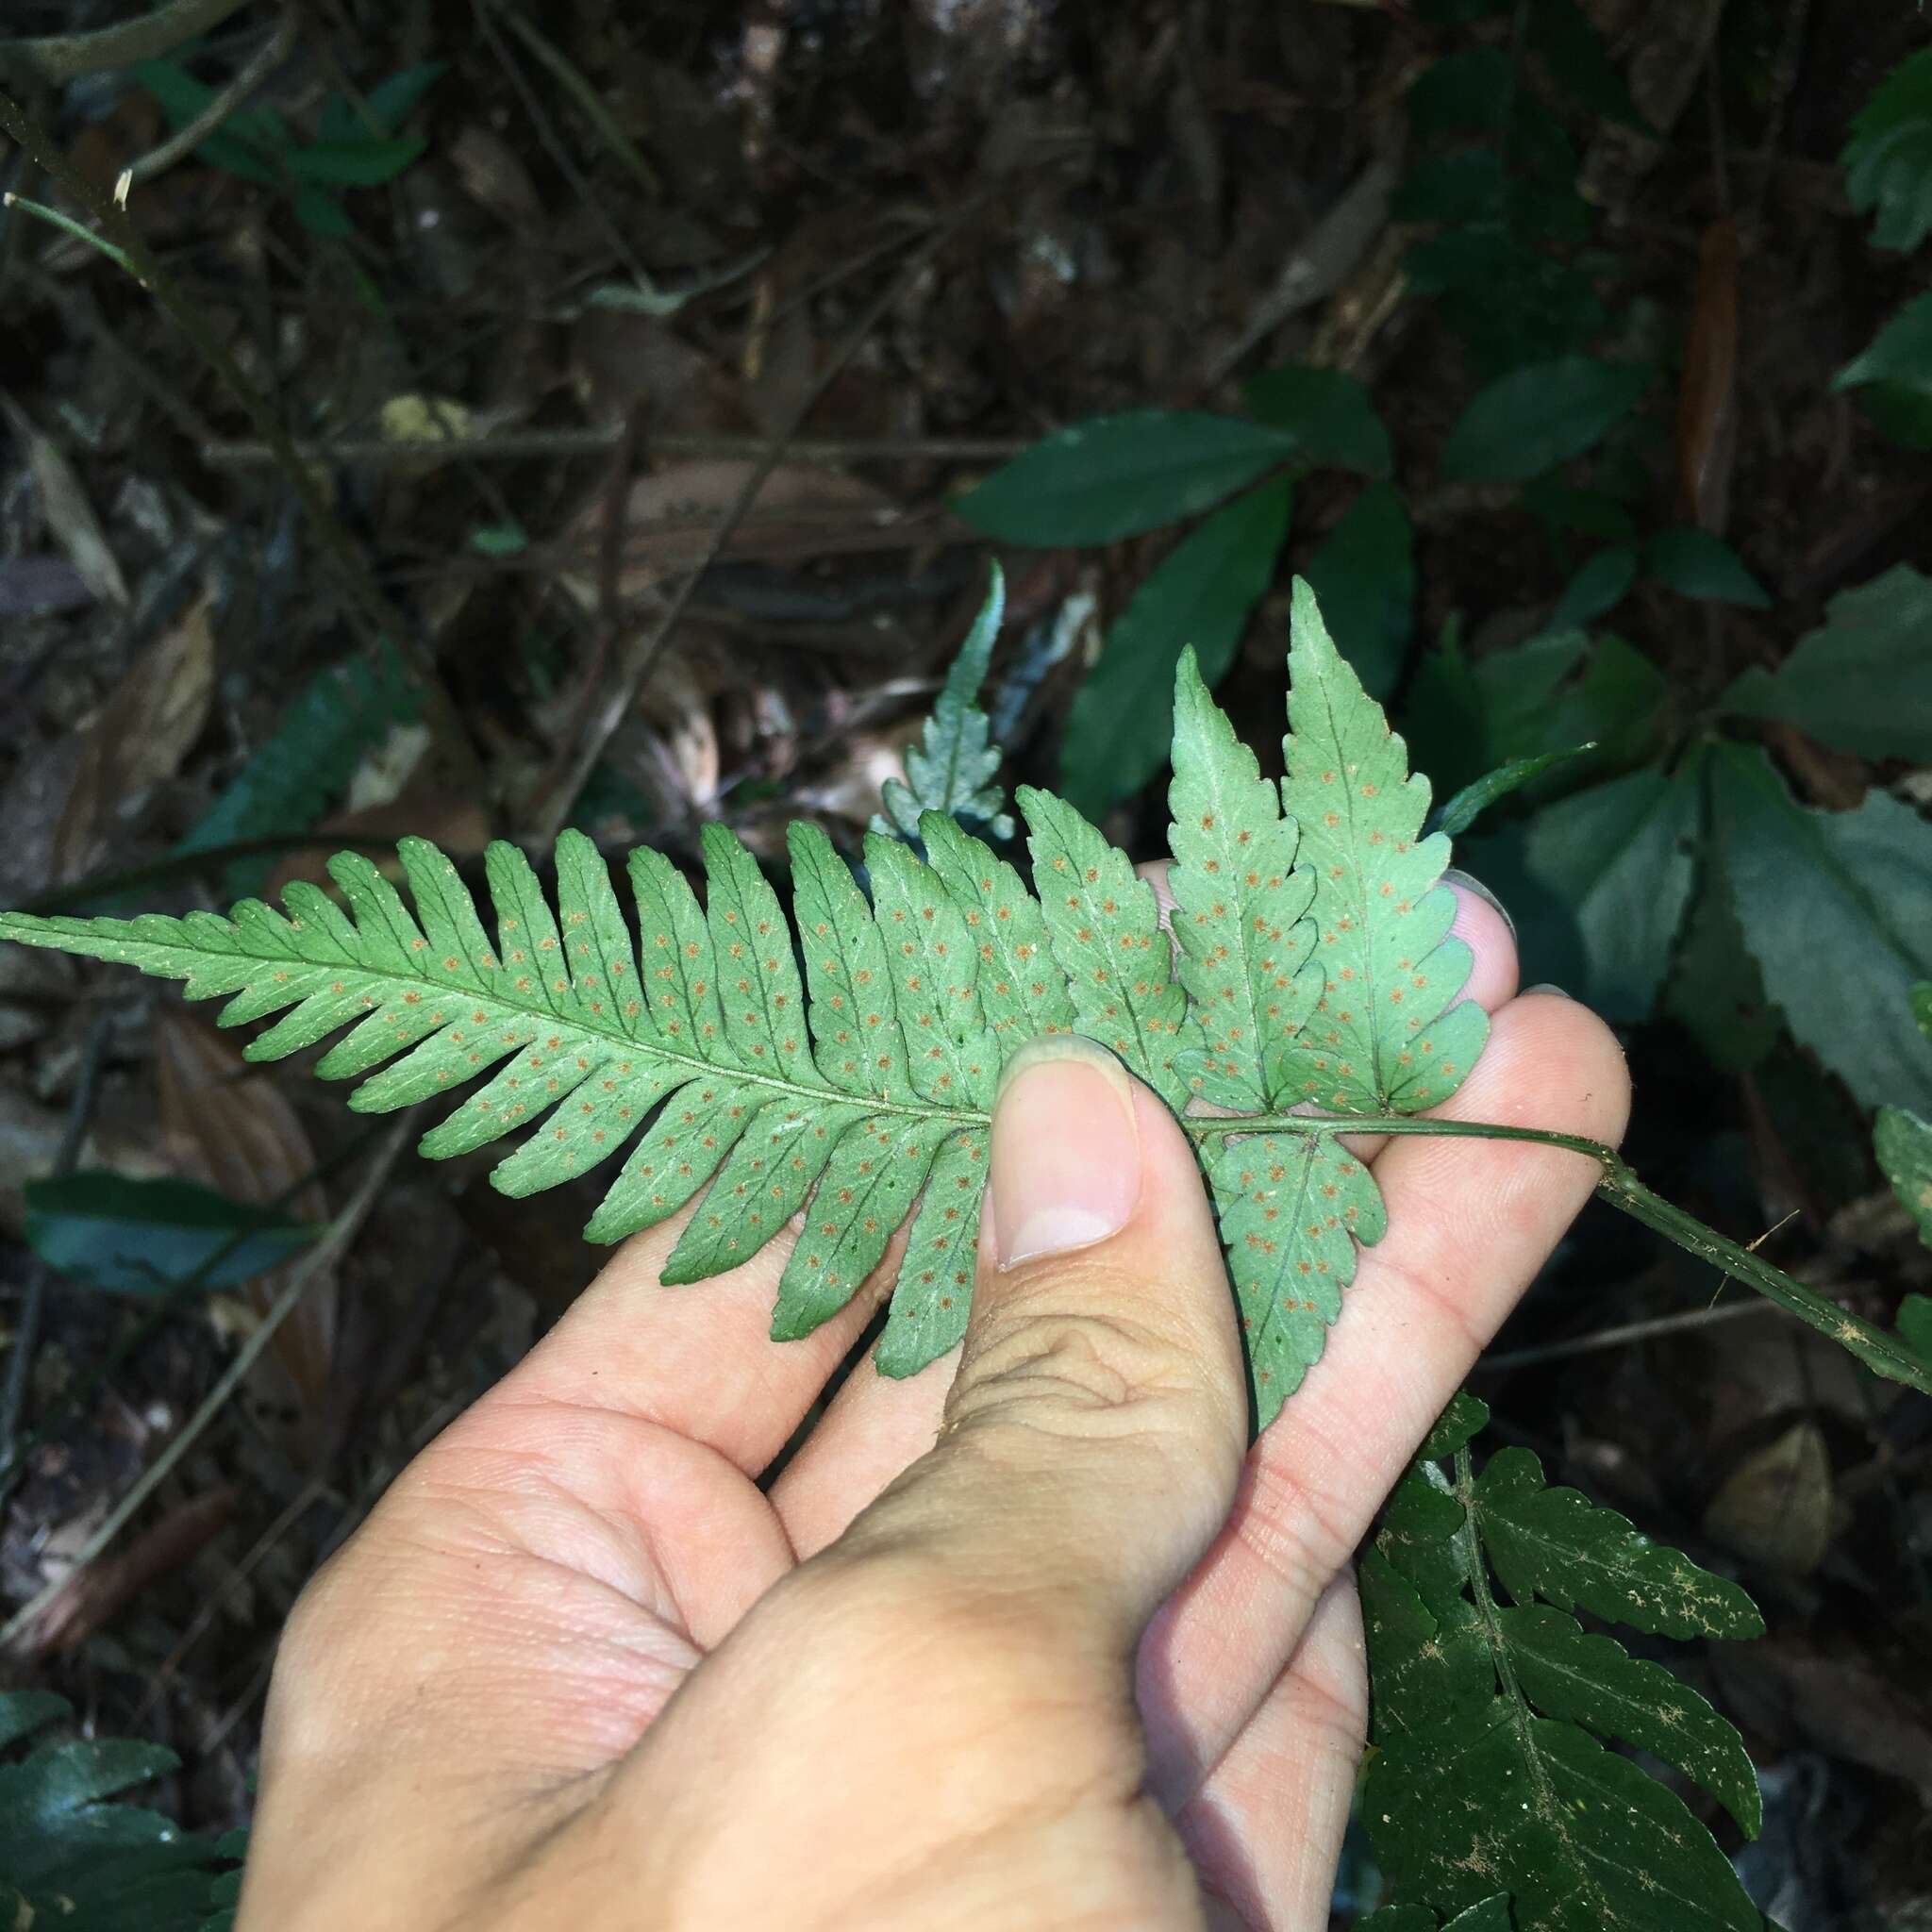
[238,879,1627,1930]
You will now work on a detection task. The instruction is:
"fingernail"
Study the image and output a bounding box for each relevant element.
[1444,868,1516,944]
[1523,982,1572,999]
[990,1035,1141,1270]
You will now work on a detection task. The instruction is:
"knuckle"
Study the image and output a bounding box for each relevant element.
[955,1296,1203,1431]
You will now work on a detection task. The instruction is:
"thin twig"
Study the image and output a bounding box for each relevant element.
[491,0,662,199]
[0,89,484,797]
[529,215,969,841]
[1477,1297,1776,1373]
[0,1117,409,1656]
[0,1016,111,1504]
[125,9,296,189]
[4,0,258,85]
[198,428,1036,468]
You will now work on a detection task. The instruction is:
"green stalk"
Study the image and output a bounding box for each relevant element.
[1183,1111,1932,1397]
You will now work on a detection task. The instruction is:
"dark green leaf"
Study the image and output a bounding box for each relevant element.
[175,643,421,896]
[1441,358,1653,485]
[1665,863,1782,1074]
[1406,231,1608,377]
[1432,744,1598,839]
[1721,565,1932,761]
[284,136,427,187]
[291,186,354,236]
[1500,1604,1761,1833]
[1551,544,1637,630]
[1058,479,1292,813]
[1518,758,1703,1021]
[1301,482,1415,701]
[1421,1390,1491,1462]
[874,564,1013,840]
[135,59,287,183]
[25,1172,315,1298]
[1834,293,1932,451]
[1242,365,1392,476]
[954,411,1295,545]
[1474,1444,1765,1640]
[1876,1108,1932,1246]
[364,61,448,135]
[1841,47,1932,252]
[1900,1292,1932,1358]
[1713,742,1932,1110]
[1527,0,1646,125]
[1410,48,1513,136]
[1528,484,1639,543]
[1646,530,1772,608]
[0,1690,231,1932]
[1396,149,1510,227]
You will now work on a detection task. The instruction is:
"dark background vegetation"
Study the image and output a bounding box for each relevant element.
[0,0,1928,1925]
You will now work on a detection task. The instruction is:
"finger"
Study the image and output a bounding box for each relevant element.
[769,1332,952,1559]
[1180,1576,1367,1932]
[824,1035,1249,1664]
[479,1196,885,1480]
[1141,990,1631,1804]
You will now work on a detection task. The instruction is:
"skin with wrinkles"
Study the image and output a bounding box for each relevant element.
[238,880,1629,1930]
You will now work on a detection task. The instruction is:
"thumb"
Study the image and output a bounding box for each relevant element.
[837,1035,1248,1662]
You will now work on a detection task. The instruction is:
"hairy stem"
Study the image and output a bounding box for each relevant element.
[1185,1111,1932,1395]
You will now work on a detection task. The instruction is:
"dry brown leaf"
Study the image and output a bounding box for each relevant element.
[51,587,216,884]
[154,1006,336,1419]
[7,401,128,607]
[1704,1420,1834,1575]
[449,122,543,227]
[1676,217,1740,532]
[264,784,491,900]
[558,460,901,604]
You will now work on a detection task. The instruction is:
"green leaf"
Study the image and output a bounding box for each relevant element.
[291,186,353,235]
[1210,1132,1385,1427]
[954,411,1295,545]
[1551,544,1637,630]
[1059,478,1292,814]
[1242,365,1392,476]
[1833,293,1932,450]
[1712,742,1932,1111]
[1720,565,1932,761]
[1365,1447,1764,1932]
[1841,47,1932,253]
[1518,759,1703,1022]
[1901,1291,1932,1358]
[1875,1107,1932,1246]
[1476,632,1666,781]
[176,643,421,896]
[1301,482,1416,702]
[874,565,1013,841]
[1433,744,1599,839]
[1645,530,1772,609]
[1167,649,1320,1109]
[1275,581,1489,1115]
[1664,863,1782,1074]
[363,60,448,135]
[1474,1445,1764,1641]
[25,1172,314,1298]
[918,810,1077,1043]
[1410,47,1514,136]
[875,1124,988,1375]
[1019,787,1201,1110]
[0,1691,232,1932]
[135,59,287,184]
[1527,0,1646,125]
[284,135,428,187]
[1421,1390,1491,1462]
[1499,1604,1761,1833]
[1441,358,1653,485]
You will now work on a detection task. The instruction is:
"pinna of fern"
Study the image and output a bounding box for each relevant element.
[0,583,1539,1423]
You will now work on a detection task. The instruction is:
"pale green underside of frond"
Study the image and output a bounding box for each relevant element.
[0,583,1485,1409]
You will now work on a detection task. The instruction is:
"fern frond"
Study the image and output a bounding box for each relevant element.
[1364,1396,1766,1932]
[1278,580,1489,1115]
[0,580,1504,1404]
[874,563,1013,842]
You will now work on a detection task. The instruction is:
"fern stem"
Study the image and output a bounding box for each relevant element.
[1186,1111,1932,1395]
